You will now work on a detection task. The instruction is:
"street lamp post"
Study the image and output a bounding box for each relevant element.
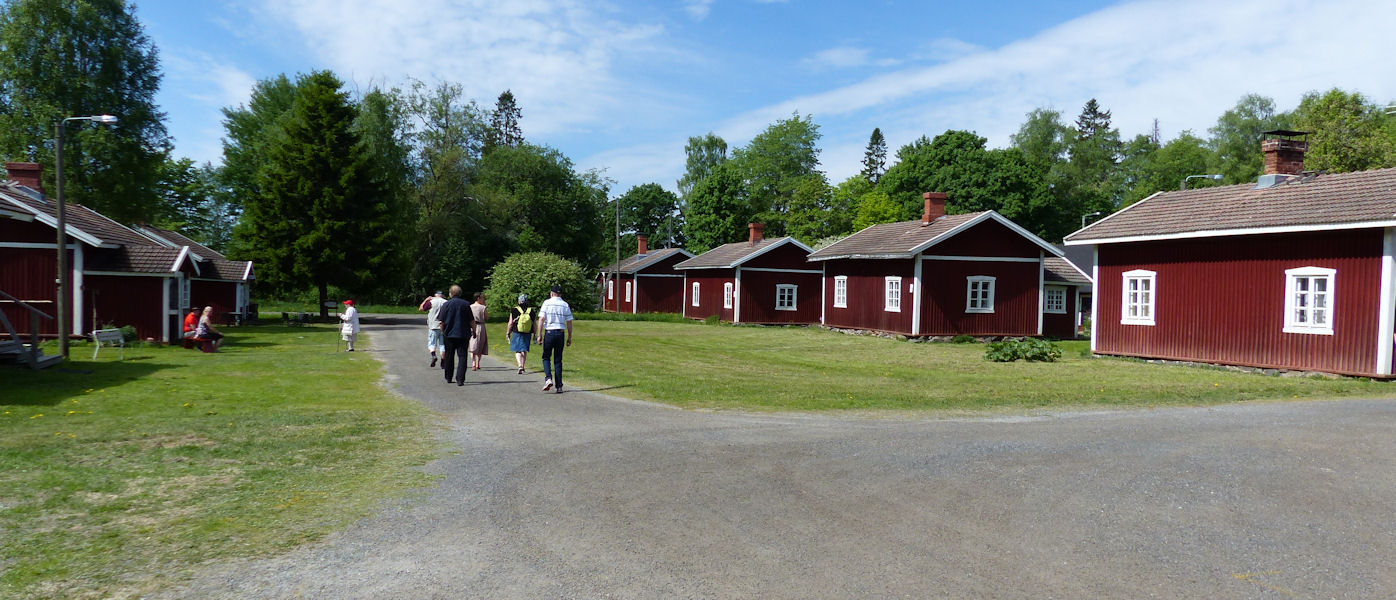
[54,114,117,359]
[1180,174,1222,191]
[1081,211,1102,230]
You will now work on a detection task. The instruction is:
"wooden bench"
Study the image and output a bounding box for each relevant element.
[182,336,216,353]
[91,328,125,360]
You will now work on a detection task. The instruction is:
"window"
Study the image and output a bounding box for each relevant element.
[1284,267,1335,335]
[966,276,996,313]
[885,276,902,312]
[776,284,797,311]
[723,282,734,309]
[607,279,614,300]
[1045,286,1067,314]
[833,276,848,309]
[1121,269,1156,326]
[691,282,701,307]
[624,281,632,303]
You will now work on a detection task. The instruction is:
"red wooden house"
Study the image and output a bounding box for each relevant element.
[673,223,820,324]
[0,162,252,344]
[1043,255,1093,339]
[134,224,255,323]
[598,234,693,314]
[1064,133,1396,377]
[807,193,1067,337]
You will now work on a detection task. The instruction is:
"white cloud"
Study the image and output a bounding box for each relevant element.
[801,46,872,70]
[683,0,714,19]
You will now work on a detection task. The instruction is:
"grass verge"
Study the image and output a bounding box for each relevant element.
[489,320,1391,412]
[0,325,442,599]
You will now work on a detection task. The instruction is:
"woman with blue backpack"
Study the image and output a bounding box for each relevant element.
[506,294,536,374]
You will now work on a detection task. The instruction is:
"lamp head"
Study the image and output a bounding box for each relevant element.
[91,115,118,124]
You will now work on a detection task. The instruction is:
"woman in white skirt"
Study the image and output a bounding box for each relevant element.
[339,299,360,351]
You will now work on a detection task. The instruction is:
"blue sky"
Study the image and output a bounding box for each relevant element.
[139,0,1396,196]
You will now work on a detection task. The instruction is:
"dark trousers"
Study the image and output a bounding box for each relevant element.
[541,329,565,387]
[443,336,469,383]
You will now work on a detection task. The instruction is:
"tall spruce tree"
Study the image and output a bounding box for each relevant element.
[243,70,394,314]
[487,89,523,150]
[860,127,887,184]
[0,0,169,223]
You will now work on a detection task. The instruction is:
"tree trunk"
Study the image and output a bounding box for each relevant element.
[319,281,329,319]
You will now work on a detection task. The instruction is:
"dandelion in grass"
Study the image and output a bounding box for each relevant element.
[31,413,42,419]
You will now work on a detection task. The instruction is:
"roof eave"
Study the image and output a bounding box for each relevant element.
[1066,220,1396,246]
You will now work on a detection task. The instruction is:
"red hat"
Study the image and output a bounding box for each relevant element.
[343,299,354,306]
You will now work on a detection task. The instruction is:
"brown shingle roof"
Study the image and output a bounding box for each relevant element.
[1044,256,1091,285]
[135,224,226,260]
[87,245,190,274]
[599,247,693,274]
[0,182,154,247]
[1065,168,1396,244]
[808,214,983,260]
[674,237,811,269]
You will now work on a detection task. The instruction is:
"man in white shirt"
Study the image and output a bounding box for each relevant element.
[535,285,574,393]
[420,291,446,367]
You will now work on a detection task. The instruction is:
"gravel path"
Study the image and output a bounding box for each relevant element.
[165,315,1396,598]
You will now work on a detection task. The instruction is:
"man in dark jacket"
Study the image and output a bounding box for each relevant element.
[437,284,474,386]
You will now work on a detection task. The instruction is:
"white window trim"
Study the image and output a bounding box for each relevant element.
[884,276,902,312]
[607,279,614,300]
[723,282,733,309]
[1121,269,1156,326]
[775,284,798,311]
[833,276,848,309]
[1044,286,1067,315]
[1283,266,1335,335]
[691,282,701,307]
[966,276,996,314]
[624,280,632,303]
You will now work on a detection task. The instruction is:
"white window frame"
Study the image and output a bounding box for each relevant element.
[1044,286,1067,315]
[691,282,701,307]
[1121,269,1156,326]
[607,279,614,300]
[1284,266,1335,335]
[966,276,996,314]
[833,276,848,309]
[624,280,632,303]
[775,284,797,311]
[723,282,734,309]
[884,276,902,312]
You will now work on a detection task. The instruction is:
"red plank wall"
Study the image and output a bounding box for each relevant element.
[683,271,733,321]
[920,260,1040,336]
[822,259,916,334]
[1095,230,1384,376]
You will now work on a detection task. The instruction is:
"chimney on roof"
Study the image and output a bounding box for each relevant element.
[1256,130,1308,189]
[637,234,649,256]
[921,192,946,226]
[748,222,764,245]
[4,162,42,193]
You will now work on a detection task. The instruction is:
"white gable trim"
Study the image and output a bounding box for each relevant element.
[1066,220,1396,246]
[0,194,104,247]
[731,237,815,268]
[909,212,1063,258]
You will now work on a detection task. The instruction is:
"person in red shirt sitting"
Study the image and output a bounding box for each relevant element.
[182,309,199,339]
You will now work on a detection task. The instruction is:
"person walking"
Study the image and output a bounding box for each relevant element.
[469,292,489,371]
[338,300,359,351]
[506,294,535,375]
[535,285,573,393]
[437,285,474,386]
[420,290,446,367]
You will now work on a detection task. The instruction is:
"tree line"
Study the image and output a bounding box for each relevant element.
[3,0,1394,308]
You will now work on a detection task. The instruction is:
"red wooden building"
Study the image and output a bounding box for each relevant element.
[598,234,693,314]
[1065,133,1396,377]
[134,224,255,323]
[0,162,252,345]
[673,223,820,324]
[807,193,1067,337]
[1043,255,1093,339]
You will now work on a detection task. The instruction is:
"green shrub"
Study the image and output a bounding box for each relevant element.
[985,339,1062,363]
[951,334,976,344]
[483,251,596,312]
[704,314,721,326]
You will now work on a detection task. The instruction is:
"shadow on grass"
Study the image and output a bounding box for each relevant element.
[3,359,179,408]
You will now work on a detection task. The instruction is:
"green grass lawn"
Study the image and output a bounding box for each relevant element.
[490,320,1393,412]
[0,325,442,599]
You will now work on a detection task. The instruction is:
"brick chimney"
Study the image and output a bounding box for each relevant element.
[1261,139,1307,176]
[637,234,649,256]
[921,192,946,226]
[748,222,764,245]
[4,162,43,193]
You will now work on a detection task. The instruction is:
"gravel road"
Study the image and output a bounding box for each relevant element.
[165,315,1396,599]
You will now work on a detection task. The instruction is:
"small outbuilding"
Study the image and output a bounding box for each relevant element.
[807,193,1066,337]
[598,234,693,314]
[673,223,820,324]
[134,224,255,324]
[1065,131,1396,377]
